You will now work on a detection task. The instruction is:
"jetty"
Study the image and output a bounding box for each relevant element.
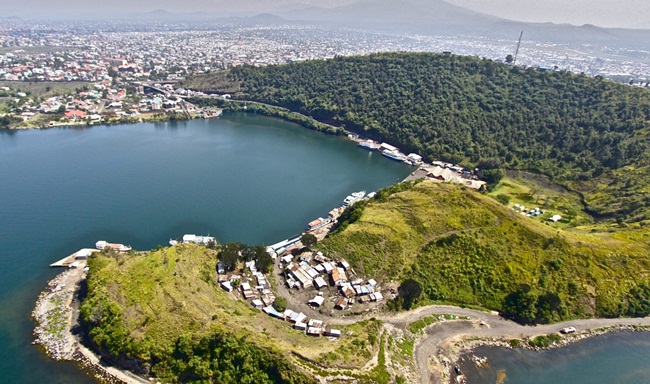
[49,248,98,268]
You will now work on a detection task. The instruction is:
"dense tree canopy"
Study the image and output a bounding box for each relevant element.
[199,52,650,221]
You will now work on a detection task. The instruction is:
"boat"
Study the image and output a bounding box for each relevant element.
[357,140,378,150]
[343,190,366,206]
[381,149,405,161]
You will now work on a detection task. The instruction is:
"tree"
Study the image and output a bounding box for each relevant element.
[398,279,422,309]
[273,297,288,312]
[477,158,505,185]
[254,248,274,274]
[240,245,256,262]
[301,233,318,249]
[505,54,514,64]
[218,243,242,271]
[495,194,510,205]
[502,284,537,324]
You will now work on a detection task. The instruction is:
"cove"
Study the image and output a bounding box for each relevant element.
[459,331,650,383]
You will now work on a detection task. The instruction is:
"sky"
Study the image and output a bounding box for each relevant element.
[445,0,650,29]
[5,0,650,29]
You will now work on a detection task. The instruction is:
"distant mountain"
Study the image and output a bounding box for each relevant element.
[278,0,510,36]
[274,0,650,53]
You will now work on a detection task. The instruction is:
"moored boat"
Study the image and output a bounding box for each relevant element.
[343,190,366,206]
[381,149,405,161]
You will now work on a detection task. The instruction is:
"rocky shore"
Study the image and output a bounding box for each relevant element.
[32,266,149,384]
[450,324,650,383]
[32,267,84,360]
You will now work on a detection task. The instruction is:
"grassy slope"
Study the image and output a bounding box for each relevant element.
[321,180,650,321]
[81,244,381,381]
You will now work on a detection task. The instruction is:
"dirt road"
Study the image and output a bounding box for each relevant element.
[271,263,650,384]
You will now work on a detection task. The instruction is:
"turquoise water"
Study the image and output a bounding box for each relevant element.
[0,113,410,383]
[460,331,650,383]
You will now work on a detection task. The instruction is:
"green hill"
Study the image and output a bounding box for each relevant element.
[320,180,650,323]
[182,52,650,223]
[78,244,382,383]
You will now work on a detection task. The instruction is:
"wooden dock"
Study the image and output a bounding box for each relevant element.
[50,248,98,268]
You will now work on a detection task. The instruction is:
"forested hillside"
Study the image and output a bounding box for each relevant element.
[184,53,650,222]
[321,180,650,323]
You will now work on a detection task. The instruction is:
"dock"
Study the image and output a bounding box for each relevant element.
[50,248,98,268]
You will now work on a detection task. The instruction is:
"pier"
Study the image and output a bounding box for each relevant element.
[49,248,98,268]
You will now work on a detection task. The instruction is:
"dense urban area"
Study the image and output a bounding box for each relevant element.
[1,19,650,128]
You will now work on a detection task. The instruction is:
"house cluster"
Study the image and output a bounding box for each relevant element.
[282,251,384,311]
[219,259,341,338]
[0,49,111,82]
[262,306,342,337]
[6,79,212,126]
[425,163,486,190]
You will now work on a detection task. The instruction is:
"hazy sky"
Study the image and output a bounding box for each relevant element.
[446,0,650,28]
[6,0,650,29]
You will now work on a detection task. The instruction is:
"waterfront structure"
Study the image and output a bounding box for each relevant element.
[95,240,131,252]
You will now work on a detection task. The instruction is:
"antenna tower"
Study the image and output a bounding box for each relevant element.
[513,31,523,65]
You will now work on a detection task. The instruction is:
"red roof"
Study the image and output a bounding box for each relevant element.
[64,110,87,119]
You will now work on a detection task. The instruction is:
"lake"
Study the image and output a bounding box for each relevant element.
[1,112,649,383]
[0,112,410,383]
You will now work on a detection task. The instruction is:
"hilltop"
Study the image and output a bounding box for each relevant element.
[183,52,650,223]
[78,244,384,383]
[320,180,650,323]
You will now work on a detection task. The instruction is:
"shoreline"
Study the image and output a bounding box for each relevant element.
[409,311,650,384]
[32,266,149,384]
[451,325,650,383]
[33,262,650,384]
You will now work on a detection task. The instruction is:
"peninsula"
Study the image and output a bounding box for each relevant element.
[33,180,650,384]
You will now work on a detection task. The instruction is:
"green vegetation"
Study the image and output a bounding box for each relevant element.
[321,180,650,323]
[301,233,318,249]
[407,315,437,334]
[316,319,382,369]
[396,279,423,310]
[528,333,562,348]
[79,245,379,382]
[187,52,650,222]
[489,174,594,227]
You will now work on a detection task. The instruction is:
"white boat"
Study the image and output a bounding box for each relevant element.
[343,190,366,206]
[381,149,405,161]
[357,140,378,150]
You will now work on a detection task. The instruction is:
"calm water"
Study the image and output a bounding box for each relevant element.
[0,112,410,383]
[460,331,650,384]
[1,113,648,383]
